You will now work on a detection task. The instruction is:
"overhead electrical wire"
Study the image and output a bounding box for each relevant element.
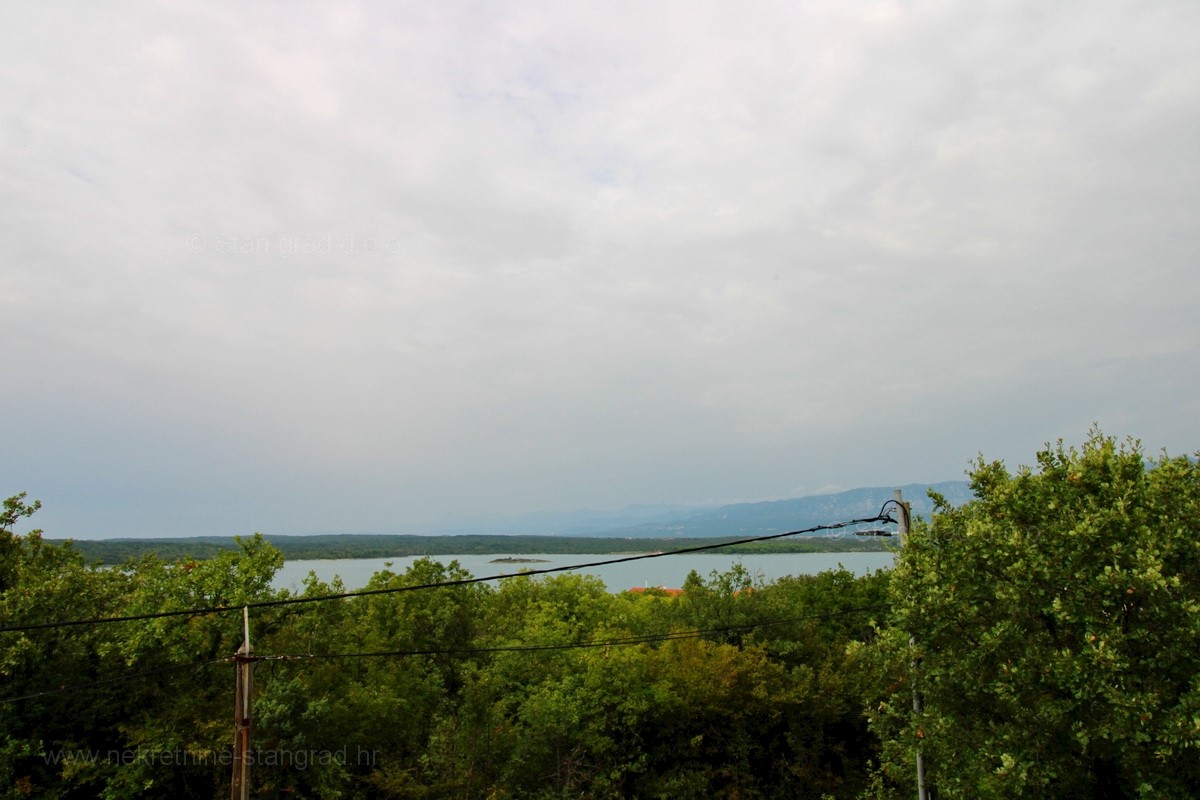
[881,497,911,531]
[0,605,890,705]
[0,657,227,706]
[0,509,896,634]
[260,604,892,662]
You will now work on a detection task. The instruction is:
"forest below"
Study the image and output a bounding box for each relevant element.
[2,432,1198,799]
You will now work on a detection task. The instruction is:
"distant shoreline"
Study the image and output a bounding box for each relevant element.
[47,533,894,566]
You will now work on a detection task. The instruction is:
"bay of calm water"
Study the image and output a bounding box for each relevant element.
[272,551,895,594]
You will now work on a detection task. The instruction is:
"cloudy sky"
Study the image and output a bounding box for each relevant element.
[2,1,1197,537]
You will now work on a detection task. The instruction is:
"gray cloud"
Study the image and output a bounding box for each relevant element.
[2,0,1197,536]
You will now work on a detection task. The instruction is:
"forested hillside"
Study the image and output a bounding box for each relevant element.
[2,431,1197,798]
[49,532,891,566]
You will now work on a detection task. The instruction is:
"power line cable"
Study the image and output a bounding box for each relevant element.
[262,603,892,662]
[0,604,889,704]
[0,509,895,634]
[881,498,911,530]
[0,657,226,706]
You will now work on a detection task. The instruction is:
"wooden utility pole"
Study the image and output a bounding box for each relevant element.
[896,489,930,800]
[231,607,255,800]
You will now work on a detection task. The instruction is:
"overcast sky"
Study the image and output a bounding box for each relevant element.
[2,1,1197,538]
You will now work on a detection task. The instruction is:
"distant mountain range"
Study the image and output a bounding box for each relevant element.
[47,482,978,561]
[435,481,974,538]
[587,481,974,538]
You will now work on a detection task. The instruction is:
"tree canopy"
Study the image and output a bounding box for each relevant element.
[0,500,891,798]
[875,430,1200,798]
[2,429,1197,798]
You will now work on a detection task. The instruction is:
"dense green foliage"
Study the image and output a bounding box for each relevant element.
[875,431,1200,798]
[3,498,891,798]
[4,430,1197,798]
[47,533,890,565]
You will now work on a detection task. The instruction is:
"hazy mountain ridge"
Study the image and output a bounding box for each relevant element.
[47,482,974,549]
[582,481,974,538]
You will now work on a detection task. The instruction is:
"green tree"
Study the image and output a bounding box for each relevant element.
[0,493,43,593]
[874,431,1200,799]
[0,496,287,800]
